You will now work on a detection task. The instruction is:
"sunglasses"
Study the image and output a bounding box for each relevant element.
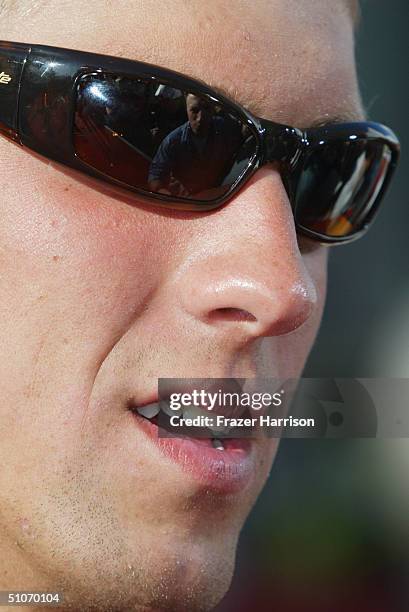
[0,41,400,244]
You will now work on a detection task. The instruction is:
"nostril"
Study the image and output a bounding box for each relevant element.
[207,308,257,323]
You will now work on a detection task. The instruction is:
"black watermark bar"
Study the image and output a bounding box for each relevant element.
[153,378,409,439]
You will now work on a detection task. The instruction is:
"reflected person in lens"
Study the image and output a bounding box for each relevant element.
[148,92,243,198]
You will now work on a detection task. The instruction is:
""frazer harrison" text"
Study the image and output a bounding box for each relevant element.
[169,414,315,429]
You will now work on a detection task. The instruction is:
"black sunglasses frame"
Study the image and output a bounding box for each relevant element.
[0,41,401,245]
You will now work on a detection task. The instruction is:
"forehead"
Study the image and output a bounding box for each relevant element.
[186,94,209,107]
[6,0,363,126]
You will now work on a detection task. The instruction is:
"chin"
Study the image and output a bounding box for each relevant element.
[145,553,236,612]
[31,557,234,612]
[58,522,239,612]
[131,526,239,611]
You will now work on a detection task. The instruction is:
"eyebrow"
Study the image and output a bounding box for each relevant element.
[201,81,363,130]
[306,113,365,129]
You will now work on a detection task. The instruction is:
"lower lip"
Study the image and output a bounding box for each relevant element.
[129,409,256,494]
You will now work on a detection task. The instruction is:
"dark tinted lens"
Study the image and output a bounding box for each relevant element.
[73,73,257,203]
[294,140,392,238]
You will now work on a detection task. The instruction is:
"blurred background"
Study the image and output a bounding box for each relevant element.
[216,1,409,610]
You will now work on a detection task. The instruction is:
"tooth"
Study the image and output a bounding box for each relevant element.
[160,401,182,417]
[136,403,160,419]
[182,406,226,438]
[181,406,230,438]
[182,405,205,420]
[212,438,225,451]
[210,419,231,437]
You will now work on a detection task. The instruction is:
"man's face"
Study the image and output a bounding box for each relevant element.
[186,94,212,136]
[0,1,362,610]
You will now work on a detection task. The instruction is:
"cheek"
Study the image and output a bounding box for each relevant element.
[303,246,328,345]
[0,154,175,412]
[300,245,328,342]
[265,247,328,377]
[0,155,165,325]
[305,246,328,306]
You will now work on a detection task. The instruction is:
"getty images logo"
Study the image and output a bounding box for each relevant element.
[0,71,12,84]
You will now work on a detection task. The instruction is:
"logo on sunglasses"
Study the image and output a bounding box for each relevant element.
[0,71,12,84]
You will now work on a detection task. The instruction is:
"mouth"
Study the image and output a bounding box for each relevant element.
[128,399,256,494]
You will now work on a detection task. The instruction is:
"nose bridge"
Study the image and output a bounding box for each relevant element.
[259,119,304,168]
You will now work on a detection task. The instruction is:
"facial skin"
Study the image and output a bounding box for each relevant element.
[0,1,363,610]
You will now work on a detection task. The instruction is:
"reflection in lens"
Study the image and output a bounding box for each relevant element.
[73,73,257,203]
[294,141,391,237]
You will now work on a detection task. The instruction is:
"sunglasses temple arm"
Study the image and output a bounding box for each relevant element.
[0,41,31,142]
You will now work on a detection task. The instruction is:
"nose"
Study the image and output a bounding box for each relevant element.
[176,167,318,339]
